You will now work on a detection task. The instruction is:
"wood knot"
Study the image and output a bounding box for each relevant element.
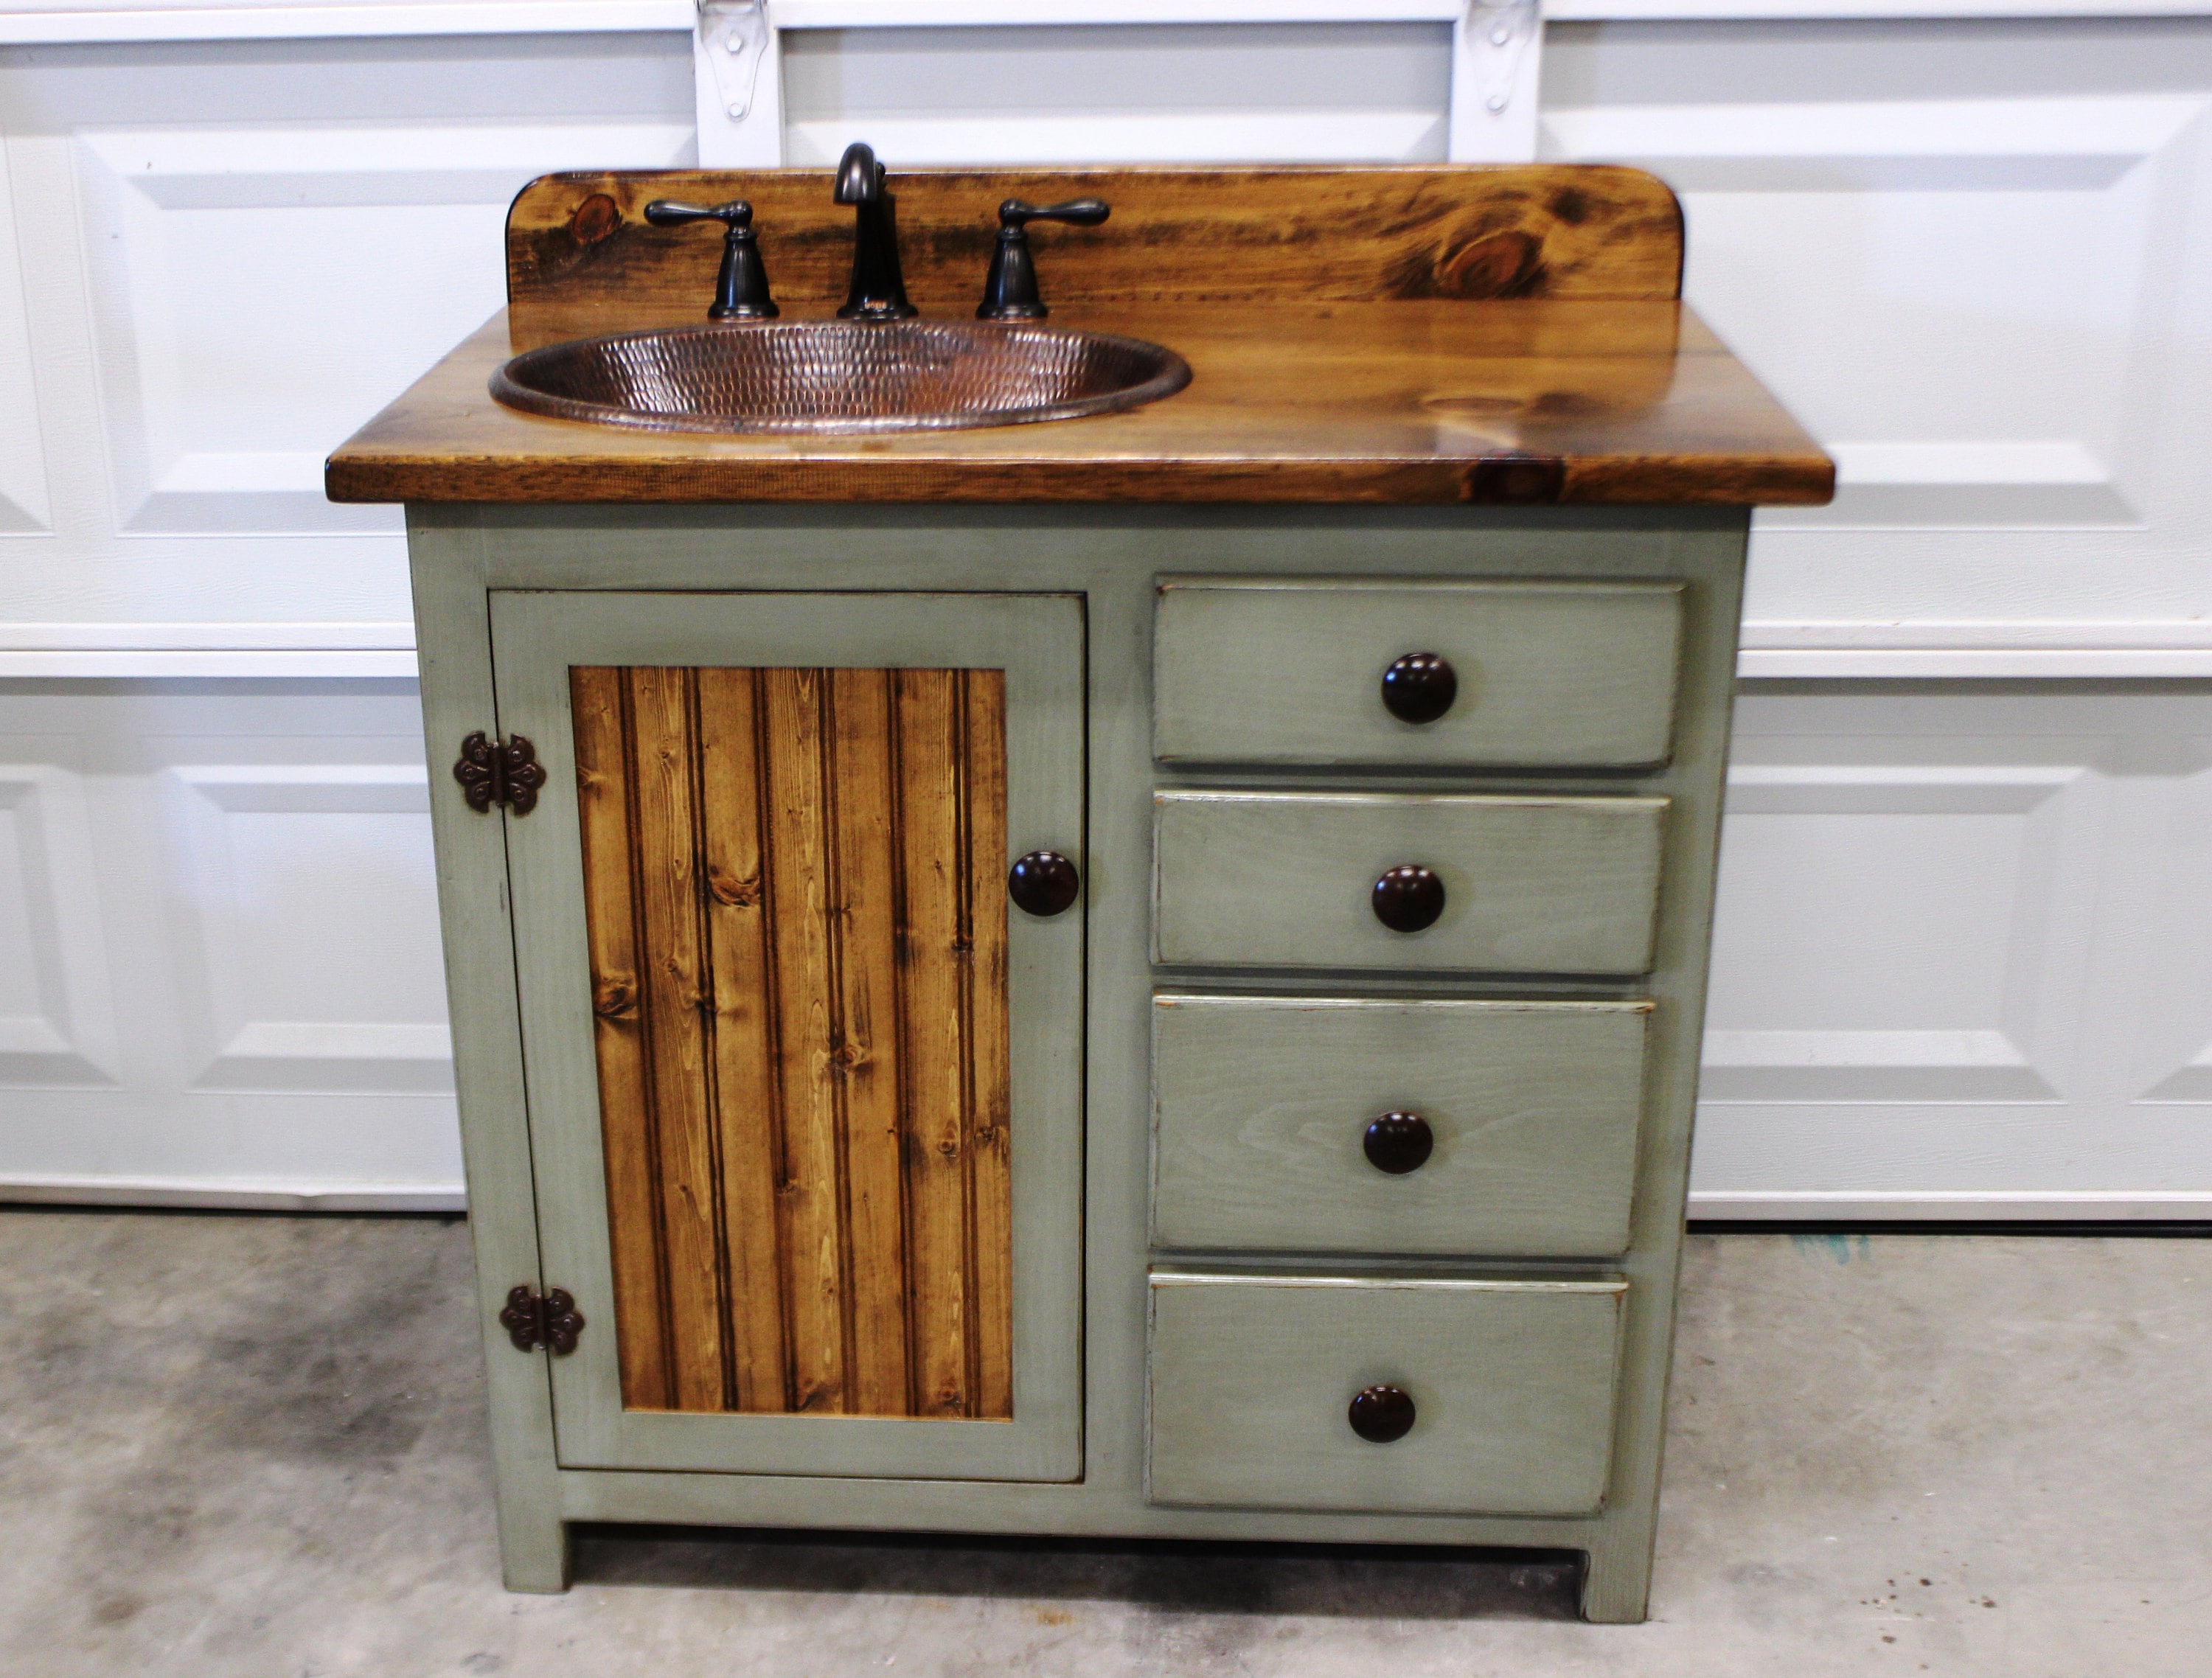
[569,193,622,246]
[1439,229,1546,299]
[592,978,637,1020]
[707,869,761,908]
[829,1041,866,1079]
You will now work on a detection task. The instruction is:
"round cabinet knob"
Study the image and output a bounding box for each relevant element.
[1347,1383,1416,1444]
[1363,1111,1434,1175]
[1381,652,1457,725]
[1008,850,1081,916]
[1371,864,1444,933]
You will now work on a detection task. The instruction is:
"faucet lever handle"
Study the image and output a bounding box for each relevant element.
[979,198,1111,321]
[644,198,754,230]
[998,198,1110,231]
[641,199,778,322]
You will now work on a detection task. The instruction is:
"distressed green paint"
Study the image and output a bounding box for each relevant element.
[1153,789,1668,975]
[1147,1275,1628,1515]
[1150,995,1650,1258]
[402,501,1750,1623]
[1153,576,1684,768]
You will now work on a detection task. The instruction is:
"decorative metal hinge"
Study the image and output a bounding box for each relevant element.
[499,1285,585,1355]
[454,731,547,815]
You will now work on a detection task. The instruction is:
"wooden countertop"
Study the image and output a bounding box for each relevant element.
[324,164,1833,509]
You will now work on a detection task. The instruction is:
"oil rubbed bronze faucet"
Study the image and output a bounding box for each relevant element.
[640,199,778,321]
[834,142,917,321]
[978,198,1110,321]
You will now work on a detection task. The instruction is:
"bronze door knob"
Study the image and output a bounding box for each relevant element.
[1008,849,1081,916]
[1363,1112,1434,1174]
[1348,1383,1416,1443]
[1372,864,1444,932]
[1381,652,1457,724]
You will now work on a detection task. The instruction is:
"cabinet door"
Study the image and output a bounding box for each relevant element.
[491,591,1085,1481]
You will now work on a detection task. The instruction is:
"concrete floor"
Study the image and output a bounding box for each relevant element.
[1,1214,2204,1677]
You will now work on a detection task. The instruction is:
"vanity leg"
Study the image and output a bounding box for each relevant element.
[499,1511,572,1595]
[1578,1529,1655,1623]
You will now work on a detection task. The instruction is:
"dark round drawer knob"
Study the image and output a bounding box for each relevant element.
[1371,864,1444,933]
[1363,1111,1434,1174]
[1348,1383,1416,1444]
[1381,652,1457,725]
[1008,850,1081,916]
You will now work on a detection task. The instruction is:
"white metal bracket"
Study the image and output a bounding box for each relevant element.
[699,0,770,122]
[694,0,783,166]
[1448,0,1543,164]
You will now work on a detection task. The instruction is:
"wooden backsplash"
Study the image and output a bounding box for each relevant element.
[507,164,1686,318]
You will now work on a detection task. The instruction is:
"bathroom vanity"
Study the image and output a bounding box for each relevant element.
[326,161,1831,1623]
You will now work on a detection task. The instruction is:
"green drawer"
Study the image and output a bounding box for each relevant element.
[1152,994,1650,1258]
[1147,1273,1626,1515]
[1152,790,1666,975]
[1152,577,1683,769]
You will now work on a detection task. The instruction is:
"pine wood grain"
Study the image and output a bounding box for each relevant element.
[761,668,848,1413]
[569,666,670,1410]
[626,667,731,1410]
[326,299,1833,507]
[695,669,788,1411]
[577,663,1015,1420]
[827,668,911,1418]
[506,166,1686,316]
[896,670,977,1418]
[325,162,1830,509]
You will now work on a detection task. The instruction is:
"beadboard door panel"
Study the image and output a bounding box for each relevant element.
[568,663,1016,1422]
[492,591,1085,1479]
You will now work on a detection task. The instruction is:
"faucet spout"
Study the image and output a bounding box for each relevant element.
[835,141,917,320]
[835,141,882,206]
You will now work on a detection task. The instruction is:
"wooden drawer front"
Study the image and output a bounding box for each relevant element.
[1152,995,1649,1258]
[1152,577,1683,768]
[1148,1275,1625,1514]
[1153,790,1666,974]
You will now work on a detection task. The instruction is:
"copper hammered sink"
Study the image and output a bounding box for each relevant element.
[490,319,1192,436]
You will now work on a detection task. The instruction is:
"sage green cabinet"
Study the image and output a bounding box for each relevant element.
[1153,577,1684,768]
[1147,1275,1628,1516]
[1151,994,1650,1258]
[491,590,1086,1481]
[403,503,1750,1626]
[1152,789,1668,974]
